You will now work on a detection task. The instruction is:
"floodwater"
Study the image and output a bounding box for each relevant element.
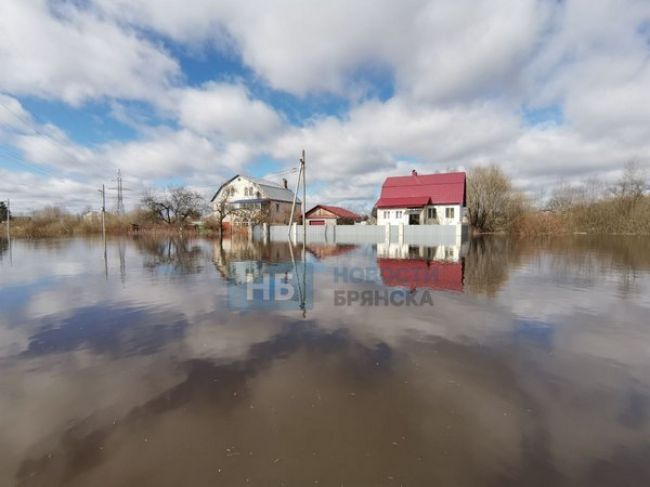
[1,235,650,486]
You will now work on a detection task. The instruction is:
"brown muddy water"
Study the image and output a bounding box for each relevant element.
[1,236,650,486]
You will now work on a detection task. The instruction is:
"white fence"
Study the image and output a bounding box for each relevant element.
[262,223,467,246]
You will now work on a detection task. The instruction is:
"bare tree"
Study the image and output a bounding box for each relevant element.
[547,184,587,212]
[467,165,525,232]
[211,197,240,240]
[141,187,205,226]
[611,160,647,200]
[0,201,7,223]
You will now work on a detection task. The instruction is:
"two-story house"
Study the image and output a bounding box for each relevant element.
[375,170,466,226]
[211,175,302,225]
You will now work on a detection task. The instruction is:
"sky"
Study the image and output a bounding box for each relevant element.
[0,0,649,214]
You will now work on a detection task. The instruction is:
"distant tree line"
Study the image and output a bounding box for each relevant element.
[466,161,649,235]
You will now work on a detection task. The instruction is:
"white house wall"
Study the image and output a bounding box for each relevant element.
[377,204,463,226]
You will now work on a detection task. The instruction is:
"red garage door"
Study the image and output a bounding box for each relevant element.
[309,220,325,225]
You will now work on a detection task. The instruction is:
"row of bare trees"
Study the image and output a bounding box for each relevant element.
[140,187,272,238]
[466,161,649,234]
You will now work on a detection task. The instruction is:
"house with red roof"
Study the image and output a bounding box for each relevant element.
[375,170,466,226]
[305,204,363,225]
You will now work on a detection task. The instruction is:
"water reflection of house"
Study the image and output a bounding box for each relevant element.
[306,244,357,260]
[212,239,299,284]
[377,243,465,292]
[376,242,464,261]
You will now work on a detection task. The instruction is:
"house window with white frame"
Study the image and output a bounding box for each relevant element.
[395,211,402,219]
[427,207,437,220]
[445,207,455,219]
[383,211,390,219]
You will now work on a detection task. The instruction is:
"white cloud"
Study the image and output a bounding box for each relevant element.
[169,83,283,141]
[90,0,548,102]
[0,0,180,105]
[0,95,33,132]
[0,169,96,213]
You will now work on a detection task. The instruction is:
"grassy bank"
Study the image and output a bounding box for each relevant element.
[3,211,215,238]
[509,195,650,237]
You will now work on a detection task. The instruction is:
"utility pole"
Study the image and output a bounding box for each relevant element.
[301,150,306,245]
[116,169,124,215]
[288,150,307,242]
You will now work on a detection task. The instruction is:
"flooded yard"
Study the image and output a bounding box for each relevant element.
[1,235,650,486]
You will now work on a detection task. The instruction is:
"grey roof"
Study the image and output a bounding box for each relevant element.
[211,174,300,203]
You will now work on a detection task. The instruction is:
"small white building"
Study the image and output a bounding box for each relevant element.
[210,175,301,225]
[375,170,467,226]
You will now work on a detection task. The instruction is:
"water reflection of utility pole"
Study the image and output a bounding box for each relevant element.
[118,239,126,285]
[301,236,307,319]
[99,185,108,280]
[288,240,307,318]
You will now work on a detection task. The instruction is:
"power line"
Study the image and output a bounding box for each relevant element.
[0,98,62,144]
[0,147,60,179]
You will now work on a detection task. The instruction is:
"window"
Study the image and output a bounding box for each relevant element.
[445,207,455,219]
[276,203,280,212]
[244,187,249,196]
[383,211,390,219]
[396,211,402,218]
[427,207,437,219]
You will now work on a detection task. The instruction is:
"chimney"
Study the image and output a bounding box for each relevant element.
[411,169,418,176]
[282,178,288,189]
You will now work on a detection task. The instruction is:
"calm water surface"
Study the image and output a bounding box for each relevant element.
[1,236,650,486]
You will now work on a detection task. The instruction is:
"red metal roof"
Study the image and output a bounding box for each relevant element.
[305,204,362,221]
[375,171,466,209]
[378,258,464,292]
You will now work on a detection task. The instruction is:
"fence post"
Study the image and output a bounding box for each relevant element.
[384,224,390,243]
[398,223,404,245]
[291,222,298,244]
[262,222,269,244]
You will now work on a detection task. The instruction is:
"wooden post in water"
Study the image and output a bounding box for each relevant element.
[5,199,10,241]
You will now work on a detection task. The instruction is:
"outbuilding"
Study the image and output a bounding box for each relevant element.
[305,205,363,226]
